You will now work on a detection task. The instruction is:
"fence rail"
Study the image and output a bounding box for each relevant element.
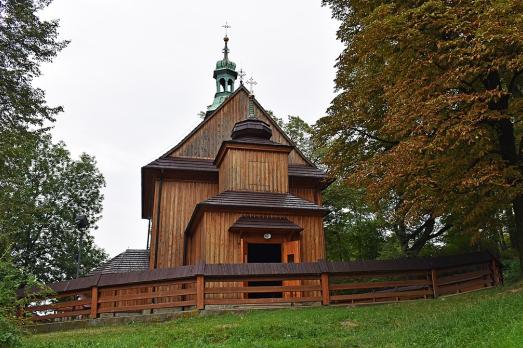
[20,251,502,323]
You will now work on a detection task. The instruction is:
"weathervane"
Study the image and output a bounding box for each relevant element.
[246,77,257,94]
[238,69,246,84]
[222,21,231,37]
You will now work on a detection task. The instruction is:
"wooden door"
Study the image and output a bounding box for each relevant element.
[283,240,301,299]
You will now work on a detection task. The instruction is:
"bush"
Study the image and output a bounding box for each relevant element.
[0,254,43,347]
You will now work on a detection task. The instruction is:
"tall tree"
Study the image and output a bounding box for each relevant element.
[275,114,386,260]
[319,1,523,267]
[0,0,107,282]
[1,133,107,283]
[0,0,68,132]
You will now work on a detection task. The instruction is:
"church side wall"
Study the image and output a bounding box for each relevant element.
[149,179,218,269]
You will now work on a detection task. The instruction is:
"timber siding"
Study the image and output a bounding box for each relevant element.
[218,148,289,193]
[195,211,325,265]
[169,88,308,165]
[150,180,219,269]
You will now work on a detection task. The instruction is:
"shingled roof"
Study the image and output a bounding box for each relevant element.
[229,216,303,233]
[89,249,149,275]
[143,157,327,179]
[200,191,329,214]
[184,191,329,237]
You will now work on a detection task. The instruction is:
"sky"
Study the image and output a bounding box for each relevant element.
[37,1,342,257]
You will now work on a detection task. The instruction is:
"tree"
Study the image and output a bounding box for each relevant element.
[0,251,43,346]
[319,1,523,267]
[323,181,385,261]
[0,0,107,282]
[0,0,68,132]
[1,133,107,283]
[275,114,385,260]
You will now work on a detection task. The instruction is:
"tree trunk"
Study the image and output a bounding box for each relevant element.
[512,196,523,272]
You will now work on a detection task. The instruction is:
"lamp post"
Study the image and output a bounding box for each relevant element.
[75,214,89,278]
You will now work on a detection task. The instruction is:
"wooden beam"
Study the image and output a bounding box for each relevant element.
[431,269,438,299]
[196,275,205,310]
[321,273,330,305]
[90,287,98,319]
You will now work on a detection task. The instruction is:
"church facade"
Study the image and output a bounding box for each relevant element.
[139,35,330,272]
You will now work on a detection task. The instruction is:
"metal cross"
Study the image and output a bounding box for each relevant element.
[222,21,231,36]
[246,77,257,94]
[238,69,246,83]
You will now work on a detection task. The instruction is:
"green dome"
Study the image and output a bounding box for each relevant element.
[216,59,236,70]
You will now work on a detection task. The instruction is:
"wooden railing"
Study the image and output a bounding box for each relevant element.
[21,251,502,322]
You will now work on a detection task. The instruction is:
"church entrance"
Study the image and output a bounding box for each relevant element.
[246,243,282,298]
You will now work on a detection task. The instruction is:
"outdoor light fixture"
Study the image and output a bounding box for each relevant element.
[263,233,272,240]
[75,214,89,278]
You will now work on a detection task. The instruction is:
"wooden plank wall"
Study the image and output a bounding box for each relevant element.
[289,187,322,205]
[170,89,307,165]
[149,180,219,269]
[219,148,288,193]
[198,211,325,264]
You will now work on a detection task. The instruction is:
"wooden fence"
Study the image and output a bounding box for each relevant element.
[20,251,502,322]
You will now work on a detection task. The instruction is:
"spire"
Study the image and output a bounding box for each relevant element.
[206,23,238,116]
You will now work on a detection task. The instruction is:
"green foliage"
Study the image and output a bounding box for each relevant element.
[319,0,523,262]
[0,131,107,283]
[0,0,68,131]
[0,0,107,282]
[21,284,523,347]
[0,252,45,348]
[274,114,386,261]
[323,181,385,261]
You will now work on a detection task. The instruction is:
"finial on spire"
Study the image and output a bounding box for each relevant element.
[238,69,246,84]
[246,76,257,95]
[221,22,232,61]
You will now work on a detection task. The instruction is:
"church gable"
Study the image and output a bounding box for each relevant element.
[164,86,311,166]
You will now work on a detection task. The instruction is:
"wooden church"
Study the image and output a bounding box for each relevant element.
[137,34,330,273]
[23,33,503,322]
[91,34,330,279]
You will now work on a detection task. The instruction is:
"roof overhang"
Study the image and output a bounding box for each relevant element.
[141,158,332,219]
[229,216,303,234]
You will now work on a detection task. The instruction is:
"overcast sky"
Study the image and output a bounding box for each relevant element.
[37,1,342,257]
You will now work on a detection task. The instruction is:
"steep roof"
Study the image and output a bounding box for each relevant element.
[159,84,315,167]
[89,249,149,275]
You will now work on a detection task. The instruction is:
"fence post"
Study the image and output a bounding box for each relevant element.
[90,286,98,319]
[431,269,438,299]
[490,259,501,286]
[320,273,330,305]
[196,275,205,310]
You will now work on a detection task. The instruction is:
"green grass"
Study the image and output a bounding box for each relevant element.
[22,283,523,348]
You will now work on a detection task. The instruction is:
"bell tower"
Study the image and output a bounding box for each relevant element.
[207,33,238,115]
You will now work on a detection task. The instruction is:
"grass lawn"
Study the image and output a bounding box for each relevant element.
[22,282,523,348]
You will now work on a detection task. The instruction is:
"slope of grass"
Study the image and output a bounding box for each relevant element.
[22,282,523,348]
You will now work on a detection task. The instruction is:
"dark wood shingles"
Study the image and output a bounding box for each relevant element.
[143,157,327,179]
[229,216,303,232]
[200,191,329,213]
